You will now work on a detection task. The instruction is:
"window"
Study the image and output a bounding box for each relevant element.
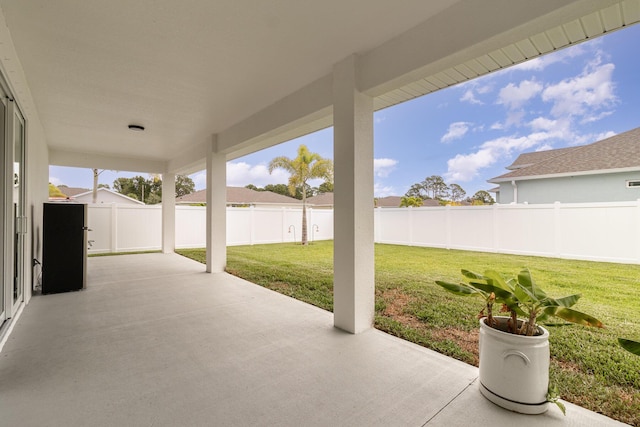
[626,180,640,188]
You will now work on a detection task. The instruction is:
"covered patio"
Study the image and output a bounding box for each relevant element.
[0,253,625,426]
[1,1,639,425]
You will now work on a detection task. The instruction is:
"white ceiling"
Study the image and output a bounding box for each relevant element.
[0,0,637,173]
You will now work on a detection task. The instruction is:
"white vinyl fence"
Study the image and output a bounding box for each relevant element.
[87,205,334,254]
[87,201,640,264]
[375,201,640,264]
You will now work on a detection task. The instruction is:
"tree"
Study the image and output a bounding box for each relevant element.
[97,183,110,189]
[245,184,260,191]
[317,181,334,194]
[113,174,195,204]
[263,183,290,197]
[471,190,495,205]
[49,183,66,198]
[268,145,332,245]
[405,183,426,199]
[449,183,466,202]
[92,168,107,204]
[423,175,449,200]
[400,196,423,207]
[175,175,195,197]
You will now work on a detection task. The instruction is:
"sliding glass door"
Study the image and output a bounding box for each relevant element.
[1,86,26,328]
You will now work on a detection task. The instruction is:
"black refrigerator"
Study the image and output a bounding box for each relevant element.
[42,203,87,294]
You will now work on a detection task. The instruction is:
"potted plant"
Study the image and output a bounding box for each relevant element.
[435,268,603,415]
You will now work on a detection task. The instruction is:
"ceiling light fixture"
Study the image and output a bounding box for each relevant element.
[128,124,145,131]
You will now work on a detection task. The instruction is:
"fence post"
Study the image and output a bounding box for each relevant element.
[249,206,255,245]
[408,206,414,246]
[492,203,499,253]
[554,201,561,258]
[110,203,118,253]
[445,204,451,250]
[637,199,640,264]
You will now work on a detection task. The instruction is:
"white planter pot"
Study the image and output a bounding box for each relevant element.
[478,317,550,414]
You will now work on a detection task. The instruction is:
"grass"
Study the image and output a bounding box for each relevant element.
[177,242,640,425]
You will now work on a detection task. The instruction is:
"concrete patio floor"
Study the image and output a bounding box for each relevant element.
[0,253,626,426]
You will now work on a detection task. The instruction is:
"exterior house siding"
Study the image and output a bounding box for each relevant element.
[498,171,640,204]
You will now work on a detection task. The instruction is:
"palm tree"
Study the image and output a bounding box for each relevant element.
[268,145,332,245]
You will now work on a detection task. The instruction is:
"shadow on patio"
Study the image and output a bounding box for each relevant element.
[0,254,624,426]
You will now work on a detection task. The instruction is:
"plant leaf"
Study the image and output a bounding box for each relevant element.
[550,293,581,308]
[483,270,512,293]
[544,306,604,328]
[461,269,485,280]
[518,268,547,300]
[618,338,640,356]
[434,281,478,296]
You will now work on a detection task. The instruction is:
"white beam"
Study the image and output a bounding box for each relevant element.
[166,139,211,175]
[49,148,167,174]
[332,55,374,334]
[161,173,176,254]
[217,75,333,159]
[206,135,226,273]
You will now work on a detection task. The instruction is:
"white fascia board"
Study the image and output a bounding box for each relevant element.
[489,166,640,183]
[359,0,609,96]
[217,75,333,159]
[49,148,167,174]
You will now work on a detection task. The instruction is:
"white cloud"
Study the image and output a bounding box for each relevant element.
[374,158,398,178]
[441,122,472,143]
[189,171,206,190]
[497,79,543,110]
[49,176,63,186]
[528,117,572,140]
[504,110,526,128]
[226,161,289,187]
[444,132,555,182]
[541,61,616,118]
[374,182,395,198]
[535,144,554,152]
[460,89,483,105]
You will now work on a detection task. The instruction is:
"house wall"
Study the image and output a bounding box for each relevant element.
[498,171,640,204]
[25,113,49,304]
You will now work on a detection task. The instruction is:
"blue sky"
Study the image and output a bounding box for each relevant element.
[50,24,640,199]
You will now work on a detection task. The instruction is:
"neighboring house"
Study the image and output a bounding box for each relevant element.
[57,185,92,198]
[307,193,334,209]
[488,127,640,204]
[176,187,301,208]
[376,196,402,208]
[72,188,145,205]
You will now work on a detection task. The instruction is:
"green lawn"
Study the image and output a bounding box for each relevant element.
[177,242,640,425]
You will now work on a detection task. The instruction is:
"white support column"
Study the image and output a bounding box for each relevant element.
[206,135,227,273]
[332,55,374,334]
[161,173,176,254]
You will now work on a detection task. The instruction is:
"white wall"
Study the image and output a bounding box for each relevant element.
[87,201,640,265]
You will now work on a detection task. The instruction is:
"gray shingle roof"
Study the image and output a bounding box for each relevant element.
[505,147,579,170]
[376,196,402,207]
[306,193,334,206]
[57,186,90,197]
[489,127,640,183]
[176,187,301,205]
